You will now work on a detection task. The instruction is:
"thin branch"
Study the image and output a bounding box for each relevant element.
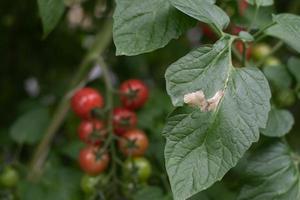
[97,57,120,199]
[27,19,113,181]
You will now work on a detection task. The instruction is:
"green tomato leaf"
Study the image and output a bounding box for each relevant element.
[261,108,294,137]
[244,5,273,29]
[266,14,300,53]
[164,37,271,200]
[10,107,50,144]
[237,140,300,200]
[246,0,274,6]
[263,65,292,90]
[37,0,65,37]
[288,57,300,84]
[113,0,194,56]
[169,0,229,32]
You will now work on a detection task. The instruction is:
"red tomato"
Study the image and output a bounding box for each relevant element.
[119,79,149,110]
[118,129,149,157]
[78,120,107,145]
[235,40,252,60]
[231,25,245,35]
[71,87,104,119]
[113,107,137,135]
[78,146,110,175]
[238,0,248,16]
[200,23,217,41]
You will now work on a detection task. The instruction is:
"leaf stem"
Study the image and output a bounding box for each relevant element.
[253,22,276,39]
[27,19,113,181]
[232,46,243,62]
[242,42,247,66]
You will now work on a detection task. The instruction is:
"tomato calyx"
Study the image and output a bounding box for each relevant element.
[122,87,140,102]
[88,130,107,142]
[90,107,109,120]
[124,138,139,151]
[119,79,149,110]
[113,107,137,135]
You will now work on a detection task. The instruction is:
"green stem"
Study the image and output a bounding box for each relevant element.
[253,22,276,39]
[242,42,247,66]
[208,23,223,38]
[97,58,119,199]
[27,19,113,181]
[232,46,243,62]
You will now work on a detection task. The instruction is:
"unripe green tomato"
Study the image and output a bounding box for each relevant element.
[264,56,281,67]
[81,174,106,194]
[276,89,296,107]
[0,166,19,188]
[252,43,272,61]
[123,157,152,182]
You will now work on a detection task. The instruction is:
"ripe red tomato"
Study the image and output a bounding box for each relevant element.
[200,23,217,41]
[113,107,137,135]
[231,25,245,35]
[238,0,248,16]
[118,129,149,157]
[78,120,107,145]
[119,79,149,110]
[235,40,252,60]
[78,146,110,175]
[71,87,104,119]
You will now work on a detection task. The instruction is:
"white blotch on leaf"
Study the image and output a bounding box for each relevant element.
[184,90,224,112]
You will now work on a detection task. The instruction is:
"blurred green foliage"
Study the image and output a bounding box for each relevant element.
[1,0,300,199]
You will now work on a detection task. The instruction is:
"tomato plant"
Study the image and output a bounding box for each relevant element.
[2,0,300,200]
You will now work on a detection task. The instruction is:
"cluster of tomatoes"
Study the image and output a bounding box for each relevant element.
[70,79,151,190]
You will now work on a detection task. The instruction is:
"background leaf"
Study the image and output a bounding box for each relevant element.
[18,165,82,200]
[133,186,165,200]
[10,107,49,144]
[266,14,300,53]
[37,0,65,37]
[288,57,300,84]
[246,0,274,6]
[237,140,300,200]
[169,0,229,31]
[164,37,271,200]
[263,65,292,90]
[261,108,294,137]
[113,0,194,56]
